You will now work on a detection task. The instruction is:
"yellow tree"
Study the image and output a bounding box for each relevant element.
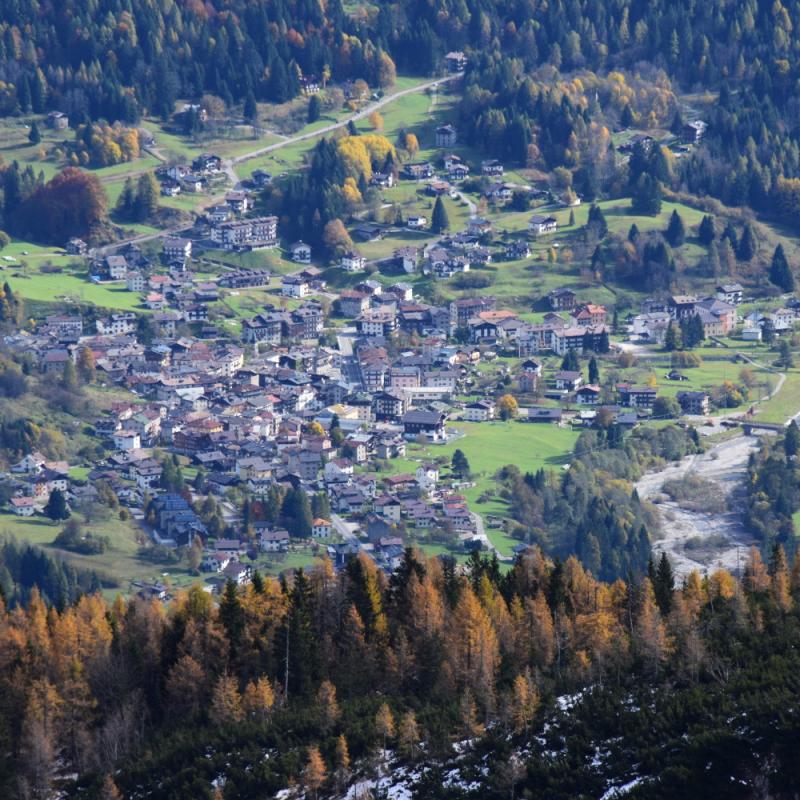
[209,673,244,726]
[375,702,395,753]
[397,710,421,760]
[303,746,327,799]
[242,677,275,722]
[497,393,519,421]
[334,734,351,791]
[369,110,384,130]
[316,679,340,732]
[510,671,540,734]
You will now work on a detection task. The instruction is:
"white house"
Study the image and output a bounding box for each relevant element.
[312,518,333,538]
[290,241,312,264]
[528,214,558,237]
[341,251,366,272]
[260,529,290,552]
[282,275,309,298]
[464,400,495,422]
[407,216,428,230]
[415,463,439,491]
[112,430,141,451]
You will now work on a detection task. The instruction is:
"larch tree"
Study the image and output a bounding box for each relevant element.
[209,673,244,726]
[375,702,395,753]
[242,677,275,722]
[397,710,421,761]
[316,679,340,732]
[334,734,351,791]
[303,746,327,800]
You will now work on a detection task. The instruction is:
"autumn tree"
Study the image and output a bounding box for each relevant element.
[397,710,421,760]
[334,735,351,791]
[375,702,395,753]
[316,679,340,732]
[76,347,95,383]
[323,218,354,259]
[497,394,519,420]
[303,746,327,800]
[209,673,244,726]
[509,670,540,734]
[369,111,384,131]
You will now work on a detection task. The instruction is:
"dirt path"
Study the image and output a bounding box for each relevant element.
[635,435,763,577]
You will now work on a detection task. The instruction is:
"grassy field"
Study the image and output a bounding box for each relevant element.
[0,512,183,597]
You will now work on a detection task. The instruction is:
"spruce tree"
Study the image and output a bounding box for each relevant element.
[697,215,715,245]
[736,224,755,261]
[28,121,40,145]
[665,209,685,247]
[785,420,800,458]
[243,91,258,123]
[664,320,679,351]
[770,244,794,292]
[654,552,675,614]
[45,488,70,521]
[588,356,599,384]
[308,95,321,123]
[431,195,450,233]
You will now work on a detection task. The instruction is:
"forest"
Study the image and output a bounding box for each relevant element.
[1,539,800,799]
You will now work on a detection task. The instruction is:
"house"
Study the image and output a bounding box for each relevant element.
[548,288,577,311]
[445,51,468,72]
[290,241,312,264]
[282,275,309,298]
[225,191,252,215]
[182,174,207,193]
[505,240,530,261]
[554,371,582,392]
[47,111,69,130]
[551,325,607,355]
[668,295,698,320]
[370,171,394,188]
[222,561,251,586]
[523,406,564,424]
[259,528,290,552]
[481,159,504,176]
[467,217,492,237]
[112,430,141,450]
[373,390,408,421]
[528,214,558,237]
[484,182,514,202]
[163,237,192,265]
[45,314,83,340]
[66,238,88,256]
[464,400,495,421]
[571,304,607,328]
[9,497,37,516]
[207,204,232,225]
[416,463,439,491]
[341,250,366,272]
[160,179,181,197]
[103,255,128,280]
[402,410,447,442]
[403,162,434,180]
[352,223,385,242]
[449,163,469,181]
[407,216,428,230]
[696,297,736,334]
[312,518,333,538]
[576,385,601,405]
[211,216,278,250]
[435,124,457,148]
[676,391,710,416]
[617,384,657,409]
[192,153,222,174]
[681,120,707,145]
[716,283,744,306]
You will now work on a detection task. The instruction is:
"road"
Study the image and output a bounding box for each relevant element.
[229,74,460,170]
[100,74,461,256]
[331,513,360,544]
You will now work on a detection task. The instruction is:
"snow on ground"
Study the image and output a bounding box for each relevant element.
[600,777,643,799]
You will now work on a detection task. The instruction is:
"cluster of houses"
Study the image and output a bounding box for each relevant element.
[157,153,223,196]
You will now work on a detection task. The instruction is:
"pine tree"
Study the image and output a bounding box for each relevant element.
[698,214,715,245]
[561,349,580,372]
[588,356,599,385]
[628,223,640,243]
[28,122,40,145]
[785,420,800,458]
[243,91,258,123]
[219,579,245,657]
[134,173,159,221]
[770,244,794,292]
[308,94,321,123]
[631,174,662,216]
[664,321,679,351]
[654,552,675,614]
[61,360,78,391]
[665,209,685,246]
[44,488,70,521]
[736,224,755,261]
[431,195,450,233]
[451,449,470,478]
